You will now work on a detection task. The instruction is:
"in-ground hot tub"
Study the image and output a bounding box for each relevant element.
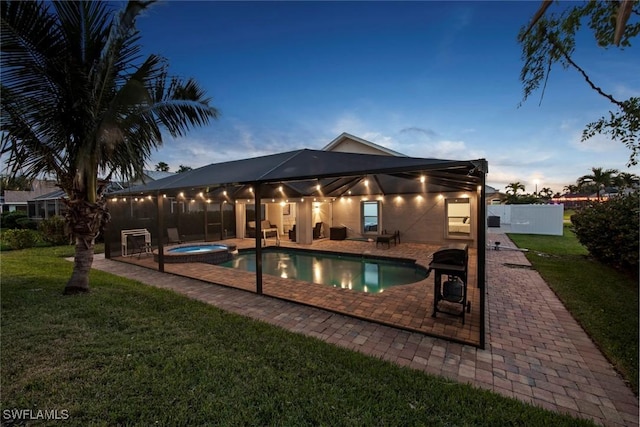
[154,243,237,264]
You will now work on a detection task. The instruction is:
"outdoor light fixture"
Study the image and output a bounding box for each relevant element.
[198,192,203,198]
[278,185,283,192]
[249,187,253,193]
[223,190,227,196]
[364,179,369,187]
[179,192,184,198]
[316,184,321,191]
[420,175,426,183]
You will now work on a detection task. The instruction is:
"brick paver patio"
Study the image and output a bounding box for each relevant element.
[92,233,638,426]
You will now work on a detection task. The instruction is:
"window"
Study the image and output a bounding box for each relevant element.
[362,201,379,233]
[446,198,471,236]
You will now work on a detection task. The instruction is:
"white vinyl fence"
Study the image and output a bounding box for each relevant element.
[487,204,564,236]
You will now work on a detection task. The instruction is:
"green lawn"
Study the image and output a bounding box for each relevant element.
[508,225,639,395]
[0,246,594,426]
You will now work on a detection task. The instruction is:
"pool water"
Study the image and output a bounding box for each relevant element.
[219,249,427,293]
[168,245,228,253]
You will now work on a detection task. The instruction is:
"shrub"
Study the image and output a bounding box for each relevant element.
[15,216,38,230]
[1,229,40,249]
[571,192,639,272]
[0,211,28,229]
[38,215,70,246]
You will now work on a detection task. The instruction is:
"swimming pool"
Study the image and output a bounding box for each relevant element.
[155,243,237,264]
[219,248,427,293]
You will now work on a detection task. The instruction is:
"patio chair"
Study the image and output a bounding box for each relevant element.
[128,234,151,258]
[288,224,296,241]
[313,222,323,239]
[167,227,183,244]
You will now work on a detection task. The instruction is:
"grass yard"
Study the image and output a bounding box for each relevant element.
[509,225,639,395]
[0,246,594,426]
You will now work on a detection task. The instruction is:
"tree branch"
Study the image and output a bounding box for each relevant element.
[545,31,625,109]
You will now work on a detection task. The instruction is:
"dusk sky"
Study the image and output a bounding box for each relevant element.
[135,1,639,194]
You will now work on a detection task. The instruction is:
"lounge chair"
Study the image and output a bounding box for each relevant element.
[313,222,323,239]
[167,227,183,244]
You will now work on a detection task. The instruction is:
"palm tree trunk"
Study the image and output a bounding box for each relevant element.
[64,236,94,294]
[63,195,110,295]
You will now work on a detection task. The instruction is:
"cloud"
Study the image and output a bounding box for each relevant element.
[399,127,438,139]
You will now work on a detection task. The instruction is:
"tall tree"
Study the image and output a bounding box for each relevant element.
[539,187,553,199]
[505,182,526,196]
[519,1,640,166]
[563,184,579,194]
[577,167,618,200]
[176,164,193,173]
[1,1,219,294]
[614,172,640,189]
[155,161,170,172]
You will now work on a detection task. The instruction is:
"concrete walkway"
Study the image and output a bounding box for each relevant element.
[91,234,638,426]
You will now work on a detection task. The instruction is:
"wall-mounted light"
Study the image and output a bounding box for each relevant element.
[364,179,369,187]
[420,175,426,183]
[316,184,321,191]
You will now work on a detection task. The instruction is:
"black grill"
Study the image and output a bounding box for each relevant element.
[428,243,470,324]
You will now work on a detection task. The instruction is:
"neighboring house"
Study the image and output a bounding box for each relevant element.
[20,172,173,220]
[484,185,507,205]
[1,179,58,214]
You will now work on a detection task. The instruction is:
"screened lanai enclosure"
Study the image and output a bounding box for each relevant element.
[105,149,489,347]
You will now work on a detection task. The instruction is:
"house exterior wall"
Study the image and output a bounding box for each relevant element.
[330,191,478,248]
[326,140,393,156]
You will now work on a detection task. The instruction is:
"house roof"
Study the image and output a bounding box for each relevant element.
[322,132,406,157]
[118,148,487,198]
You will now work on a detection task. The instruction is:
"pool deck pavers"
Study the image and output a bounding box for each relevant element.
[91,232,638,426]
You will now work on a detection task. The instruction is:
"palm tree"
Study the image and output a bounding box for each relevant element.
[563,184,579,194]
[539,187,553,199]
[155,162,170,172]
[614,172,640,190]
[577,167,618,201]
[1,1,218,294]
[505,182,525,196]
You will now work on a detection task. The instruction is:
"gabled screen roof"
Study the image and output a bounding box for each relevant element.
[119,149,487,197]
